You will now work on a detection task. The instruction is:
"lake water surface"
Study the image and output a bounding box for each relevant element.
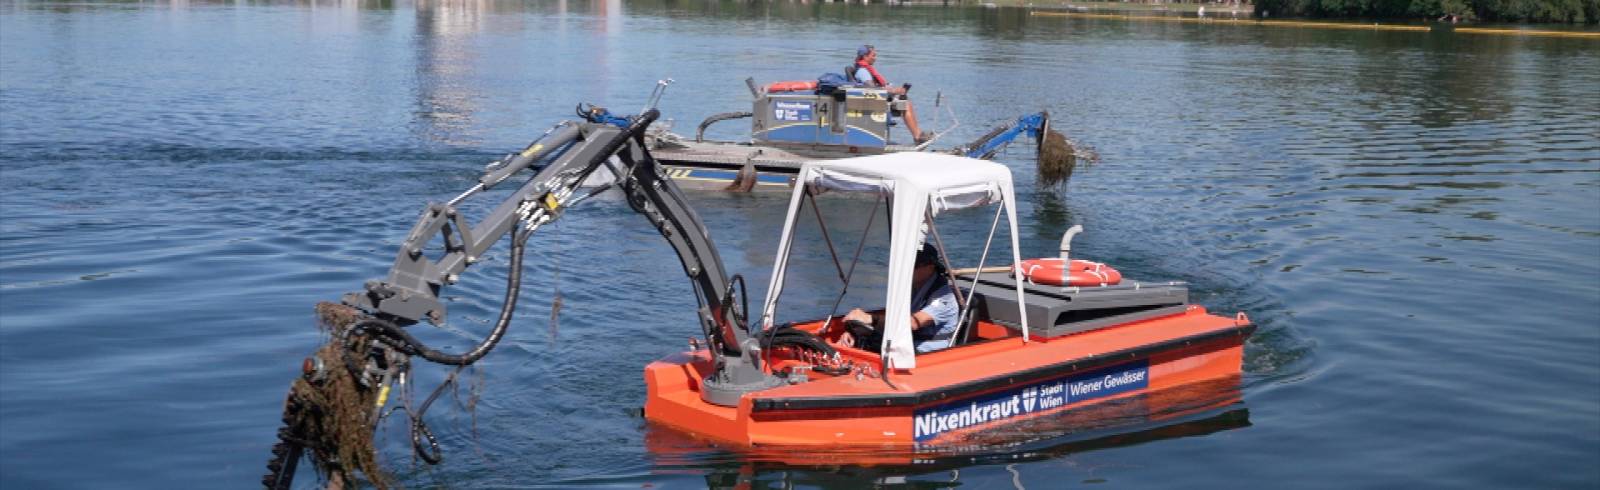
[2,1,1597,487]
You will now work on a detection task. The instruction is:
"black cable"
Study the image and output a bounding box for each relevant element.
[758,324,840,362]
[811,364,852,376]
[296,110,668,477]
[759,325,855,376]
[347,226,532,366]
[332,228,532,465]
[408,366,461,465]
[411,416,443,465]
[723,274,749,333]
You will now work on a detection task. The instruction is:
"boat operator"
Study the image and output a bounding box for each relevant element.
[847,45,927,144]
[838,245,959,353]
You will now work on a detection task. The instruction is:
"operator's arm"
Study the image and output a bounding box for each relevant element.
[914,289,958,333]
[844,307,936,330]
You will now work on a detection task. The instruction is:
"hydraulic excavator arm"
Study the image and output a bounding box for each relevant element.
[345,107,755,356]
[266,104,779,489]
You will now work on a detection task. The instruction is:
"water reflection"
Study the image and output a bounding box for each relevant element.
[411,1,484,145]
[403,0,630,144]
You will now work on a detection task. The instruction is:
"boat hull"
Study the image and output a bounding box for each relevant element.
[643,305,1252,448]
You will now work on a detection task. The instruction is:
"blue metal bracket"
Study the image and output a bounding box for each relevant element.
[965,112,1047,160]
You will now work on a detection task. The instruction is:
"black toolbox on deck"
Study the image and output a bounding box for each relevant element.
[956,273,1190,338]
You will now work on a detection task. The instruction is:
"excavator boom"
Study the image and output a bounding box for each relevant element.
[265,105,777,489]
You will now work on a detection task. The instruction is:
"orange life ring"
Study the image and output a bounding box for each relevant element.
[1016,258,1123,287]
[765,80,819,93]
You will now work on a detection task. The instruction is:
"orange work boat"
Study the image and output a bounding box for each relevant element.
[264,111,1246,489]
[643,153,1253,448]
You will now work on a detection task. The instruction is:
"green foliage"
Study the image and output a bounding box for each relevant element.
[1254,0,1599,22]
[1411,0,1478,18]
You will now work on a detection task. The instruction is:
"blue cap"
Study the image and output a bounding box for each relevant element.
[857,45,874,58]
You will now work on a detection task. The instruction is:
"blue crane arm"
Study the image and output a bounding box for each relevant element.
[964,112,1049,160]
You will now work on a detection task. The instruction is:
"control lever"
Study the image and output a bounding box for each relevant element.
[643,78,675,113]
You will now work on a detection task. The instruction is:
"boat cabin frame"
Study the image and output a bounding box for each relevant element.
[759,152,1033,370]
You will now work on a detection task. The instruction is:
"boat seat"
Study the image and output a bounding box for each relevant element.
[949,299,984,347]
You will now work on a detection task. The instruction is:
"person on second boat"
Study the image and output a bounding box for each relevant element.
[847,45,927,144]
[838,245,959,353]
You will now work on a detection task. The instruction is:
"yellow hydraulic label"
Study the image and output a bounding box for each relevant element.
[520,143,544,158]
[375,385,391,408]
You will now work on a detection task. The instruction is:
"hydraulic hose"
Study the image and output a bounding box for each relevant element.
[409,367,460,465]
[696,111,753,142]
[350,226,532,366]
[351,110,661,365]
[270,108,676,488]
[331,228,533,468]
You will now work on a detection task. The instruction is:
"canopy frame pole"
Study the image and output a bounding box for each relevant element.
[759,171,812,330]
[820,192,885,334]
[805,187,849,284]
[949,204,1005,345]
[922,203,969,322]
[1004,198,1029,343]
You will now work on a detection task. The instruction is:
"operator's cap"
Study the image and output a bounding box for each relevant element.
[857,44,875,58]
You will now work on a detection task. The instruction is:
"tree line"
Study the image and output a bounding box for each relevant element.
[1252,0,1600,23]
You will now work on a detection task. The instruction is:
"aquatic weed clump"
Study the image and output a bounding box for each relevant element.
[272,302,498,489]
[950,117,1098,187]
[272,303,393,489]
[1038,128,1098,187]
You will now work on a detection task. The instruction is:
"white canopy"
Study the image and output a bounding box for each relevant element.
[760,152,1031,370]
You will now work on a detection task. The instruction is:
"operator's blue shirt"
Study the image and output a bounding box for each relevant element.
[911,274,959,353]
[853,67,880,87]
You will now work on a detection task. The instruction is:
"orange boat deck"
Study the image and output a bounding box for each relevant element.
[644,304,1252,448]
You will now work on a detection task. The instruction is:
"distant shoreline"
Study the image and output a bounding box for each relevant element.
[1025,10,1600,37]
[920,0,1598,25]
[993,1,1254,14]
